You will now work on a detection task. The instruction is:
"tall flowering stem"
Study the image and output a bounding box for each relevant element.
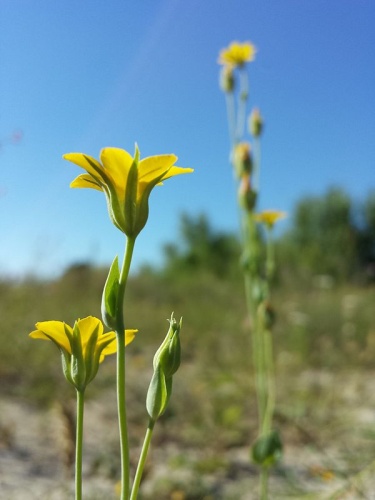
[115,236,136,499]
[75,389,85,500]
[219,41,284,499]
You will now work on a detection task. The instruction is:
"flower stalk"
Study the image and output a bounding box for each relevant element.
[75,389,85,500]
[115,235,136,500]
[219,40,284,498]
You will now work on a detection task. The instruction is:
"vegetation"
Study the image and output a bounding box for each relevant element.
[1,188,375,497]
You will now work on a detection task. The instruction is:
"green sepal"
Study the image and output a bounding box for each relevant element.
[251,429,283,467]
[83,323,99,385]
[136,169,170,237]
[101,256,120,329]
[70,322,86,392]
[158,316,181,378]
[123,146,140,237]
[86,335,116,385]
[146,365,172,421]
[59,347,74,387]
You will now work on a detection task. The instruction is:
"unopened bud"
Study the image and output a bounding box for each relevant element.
[249,108,264,137]
[101,256,120,330]
[146,313,182,422]
[233,142,253,178]
[220,65,235,93]
[258,301,276,330]
[252,429,283,466]
[238,175,257,212]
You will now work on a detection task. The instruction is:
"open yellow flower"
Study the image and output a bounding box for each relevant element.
[30,316,137,390]
[63,145,193,238]
[253,210,287,229]
[218,41,256,67]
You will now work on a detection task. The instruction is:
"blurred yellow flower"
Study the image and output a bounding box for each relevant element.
[254,210,287,228]
[30,316,137,389]
[63,146,193,237]
[218,41,256,67]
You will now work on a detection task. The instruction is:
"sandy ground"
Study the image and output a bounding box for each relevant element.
[2,370,375,499]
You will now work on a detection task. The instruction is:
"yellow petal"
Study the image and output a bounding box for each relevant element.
[76,316,103,348]
[218,41,256,66]
[125,329,138,346]
[63,153,103,179]
[138,154,178,184]
[100,147,134,192]
[70,173,103,191]
[30,320,72,353]
[100,329,138,358]
[160,166,194,181]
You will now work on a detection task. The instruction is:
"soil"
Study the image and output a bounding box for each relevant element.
[1,370,375,499]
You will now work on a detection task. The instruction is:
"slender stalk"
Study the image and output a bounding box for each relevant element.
[75,389,85,500]
[262,329,275,435]
[236,68,249,142]
[260,466,269,500]
[116,236,136,500]
[225,92,237,148]
[130,419,155,500]
[253,136,261,192]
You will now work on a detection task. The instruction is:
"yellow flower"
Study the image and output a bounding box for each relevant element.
[253,210,287,228]
[30,316,137,390]
[63,145,193,238]
[218,41,256,67]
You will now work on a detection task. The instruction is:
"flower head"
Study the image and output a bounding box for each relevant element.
[63,145,193,238]
[30,316,137,390]
[146,313,182,421]
[218,41,256,67]
[253,210,287,229]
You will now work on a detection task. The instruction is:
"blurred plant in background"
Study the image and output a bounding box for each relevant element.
[219,40,285,498]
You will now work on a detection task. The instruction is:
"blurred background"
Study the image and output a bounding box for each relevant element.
[0,1,374,498]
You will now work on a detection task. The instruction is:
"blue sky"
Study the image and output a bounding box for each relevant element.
[0,0,374,278]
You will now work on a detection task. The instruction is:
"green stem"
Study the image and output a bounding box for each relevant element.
[225,92,237,148]
[260,466,269,500]
[265,227,275,283]
[262,329,276,435]
[236,67,249,143]
[116,236,136,500]
[130,419,155,500]
[75,389,85,500]
[253,136,261,192]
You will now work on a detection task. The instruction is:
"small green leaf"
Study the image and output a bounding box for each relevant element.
[252,430,283,467]
[146,366,168,421]
[101,256,120,329]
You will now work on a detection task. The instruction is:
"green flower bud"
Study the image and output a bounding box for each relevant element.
[252,429,282,467]
[101,256,120,329]
[220,65,235,93]
[233,142,253,178]
[238,175,257,212]
[257,301,276,330]
[249,108,264,137]
[146,313,182,422]
[146,366,173,421]
[155,315,181,378]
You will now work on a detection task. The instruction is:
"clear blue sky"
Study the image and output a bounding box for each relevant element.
[0,0,374,278]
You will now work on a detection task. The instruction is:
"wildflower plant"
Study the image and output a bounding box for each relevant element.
[219,40,285,498]
[30,144,192,499]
